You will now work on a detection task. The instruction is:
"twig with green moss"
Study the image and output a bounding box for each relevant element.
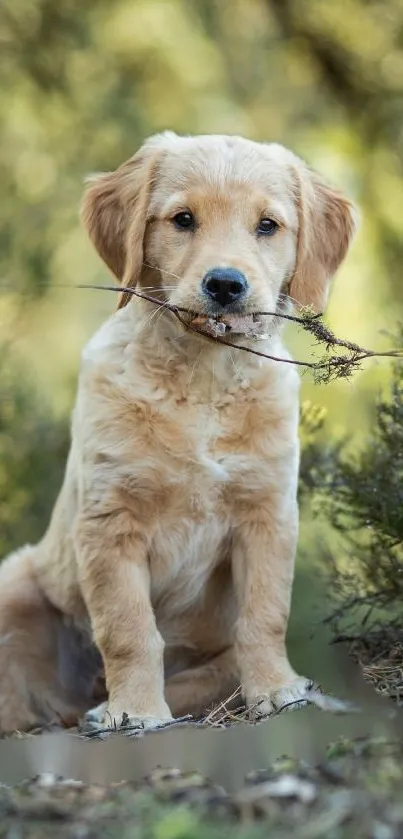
[78,283,403,384]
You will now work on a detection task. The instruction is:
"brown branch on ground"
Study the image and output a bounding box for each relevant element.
[348,628,403,706]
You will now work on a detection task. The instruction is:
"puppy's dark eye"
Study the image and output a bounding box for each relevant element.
[257,218,278,236]
[172,211,195,230]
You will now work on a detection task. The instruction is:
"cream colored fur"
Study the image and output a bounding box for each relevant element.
[0,133,356,732]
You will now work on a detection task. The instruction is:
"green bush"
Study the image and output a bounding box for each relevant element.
[301,359,403,643]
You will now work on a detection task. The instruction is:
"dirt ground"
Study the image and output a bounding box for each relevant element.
[1,735,403,839]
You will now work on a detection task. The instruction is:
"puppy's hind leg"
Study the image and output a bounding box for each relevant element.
[165,647,240,720]
[0,546,92,733]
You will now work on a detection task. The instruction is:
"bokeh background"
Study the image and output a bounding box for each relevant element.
[1,0,402,678]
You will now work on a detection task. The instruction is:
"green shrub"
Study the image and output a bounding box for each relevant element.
[301,361,403,643]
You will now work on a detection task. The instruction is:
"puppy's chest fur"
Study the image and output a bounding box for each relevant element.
[134,382,273,608]
[120,376,283,517]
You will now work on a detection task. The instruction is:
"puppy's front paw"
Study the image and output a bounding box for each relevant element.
[247,676,316,721]
[84,700,108,725]
[82,700,174,733]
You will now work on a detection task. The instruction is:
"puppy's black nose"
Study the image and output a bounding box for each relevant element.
[202,268,248,308]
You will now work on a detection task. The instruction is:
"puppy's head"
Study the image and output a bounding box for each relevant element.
[81,133,356,319]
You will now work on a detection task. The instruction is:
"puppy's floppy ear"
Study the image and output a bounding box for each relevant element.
[81,135,166,309]
[288,162,357,313]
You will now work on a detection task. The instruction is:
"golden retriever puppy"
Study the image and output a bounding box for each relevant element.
[0,133,356,733]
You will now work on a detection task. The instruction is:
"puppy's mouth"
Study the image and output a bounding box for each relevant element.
[189,313,269,340]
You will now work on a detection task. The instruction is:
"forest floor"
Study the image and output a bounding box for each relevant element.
[1,736,403,839]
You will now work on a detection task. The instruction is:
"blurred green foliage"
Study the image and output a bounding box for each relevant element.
[0,0,402,597]
[310,353,403,639]
[0,350,69,554]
